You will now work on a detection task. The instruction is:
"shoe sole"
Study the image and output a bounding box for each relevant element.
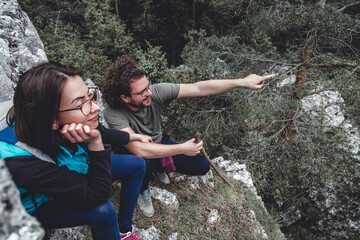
[153,172,171,185]
[136,203,154,218]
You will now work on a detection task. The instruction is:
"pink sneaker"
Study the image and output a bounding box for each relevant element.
[120,226,143,240]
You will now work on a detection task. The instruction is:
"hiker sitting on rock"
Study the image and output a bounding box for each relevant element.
[0,62,150,240]
[101,57,275,218]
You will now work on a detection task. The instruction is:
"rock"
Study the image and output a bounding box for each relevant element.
[44,227,85,240]
[297,83,359,238]
[0,100,13,130]
[0,157,45,240]
[85,79,108,128]
[0,0,47,102]
[149,186,179,209]
[173,169,214,189]
[0,1,47,239]
[168,233,178,240]
[246,210,269,239]
[212,156,263,202]
[206,209,219,224]
[137,225,160,240]
[276,75,296,88]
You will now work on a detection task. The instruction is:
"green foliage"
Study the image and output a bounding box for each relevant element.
[249,2,360,61]
[134,41,172,84]
[182,29,241,79]
[19,0,167,86]
[114,0,195,66]
[163,2,360,239]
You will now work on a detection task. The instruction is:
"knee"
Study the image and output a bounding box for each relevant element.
[132,156,146,176]
[91,201,118,227]
[198,158,210,175]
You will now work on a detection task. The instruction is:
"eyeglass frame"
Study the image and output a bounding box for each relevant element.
[129,84,151,97]
[58,86,98,116]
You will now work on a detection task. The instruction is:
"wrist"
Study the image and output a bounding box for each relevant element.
[87,138,104,151]
[130,134,140,141]
[237,78,247,88]
[178,143,187,155]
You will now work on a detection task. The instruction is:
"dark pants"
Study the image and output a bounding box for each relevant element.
[141,135,210,191]
[33,154,145,240]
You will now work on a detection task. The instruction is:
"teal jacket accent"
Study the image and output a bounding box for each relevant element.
[0,126,89,213]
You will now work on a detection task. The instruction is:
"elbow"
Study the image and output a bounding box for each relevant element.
[87,188,112,206]
[131,149,151,159]
[126,143,152,159]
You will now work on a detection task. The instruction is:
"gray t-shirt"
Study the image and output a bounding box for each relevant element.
[104,83,180,143]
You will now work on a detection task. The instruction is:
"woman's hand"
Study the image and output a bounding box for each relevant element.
[181,138,203,156]
[60,123,104,151]
[130,133,153,143]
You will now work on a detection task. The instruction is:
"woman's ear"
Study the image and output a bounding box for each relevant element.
[52,121,59,130]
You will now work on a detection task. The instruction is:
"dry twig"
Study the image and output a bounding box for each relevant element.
[194,132,235,189]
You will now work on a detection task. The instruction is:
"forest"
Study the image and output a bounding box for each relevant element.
[18,0,360,239]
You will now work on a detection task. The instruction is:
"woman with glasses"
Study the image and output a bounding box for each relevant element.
[0,62,150,240]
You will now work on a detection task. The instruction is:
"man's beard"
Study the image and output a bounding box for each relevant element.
[129,98,150,109]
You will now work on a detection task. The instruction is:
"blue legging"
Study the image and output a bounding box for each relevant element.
[141,136,210,191]
[33,154,145,240]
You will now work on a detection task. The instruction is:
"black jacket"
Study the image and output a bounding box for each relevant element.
[4,123,130,208]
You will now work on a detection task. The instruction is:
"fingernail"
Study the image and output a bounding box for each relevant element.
[84,125,90,133]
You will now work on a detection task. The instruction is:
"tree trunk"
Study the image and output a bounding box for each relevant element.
[284,0,324,137]
[192,0,196,27]
[115,0,120,19]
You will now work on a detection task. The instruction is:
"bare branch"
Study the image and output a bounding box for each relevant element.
[322,36,360,62]
[315,62,358,68]
[307,88,337,96]
[339,1,360,12]
[242,56,357,68]
[242,56,298,66]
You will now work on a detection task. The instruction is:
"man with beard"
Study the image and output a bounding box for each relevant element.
[102,57,274,218]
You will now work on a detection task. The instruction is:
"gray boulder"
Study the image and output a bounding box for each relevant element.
[0,0,47,239]
[0,0,47,102]
[0,157,45,240]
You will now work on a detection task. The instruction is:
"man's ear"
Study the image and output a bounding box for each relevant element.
[120,94,129,103]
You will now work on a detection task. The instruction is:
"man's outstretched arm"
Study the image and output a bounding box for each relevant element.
[120,127,203,159]
[177,74,275,98]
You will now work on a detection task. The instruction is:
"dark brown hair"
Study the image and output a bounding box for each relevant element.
[7,61,81,156]
[102,57,144,108]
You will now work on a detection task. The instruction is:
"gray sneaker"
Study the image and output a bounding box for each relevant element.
[154,171,171,184]
[137,188,154,217]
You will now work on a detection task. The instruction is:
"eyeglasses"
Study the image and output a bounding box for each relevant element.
[129,84,150,97]
[58,86,98,116]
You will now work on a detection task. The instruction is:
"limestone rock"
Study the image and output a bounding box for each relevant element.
[206,209,219,224]
[137,225,160,240]
[149,186,179,209]
[173,169,214,189]
[0,1,47,239]
[212,156,262,202]
[0,0,47,102]
[0,158,45,240]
